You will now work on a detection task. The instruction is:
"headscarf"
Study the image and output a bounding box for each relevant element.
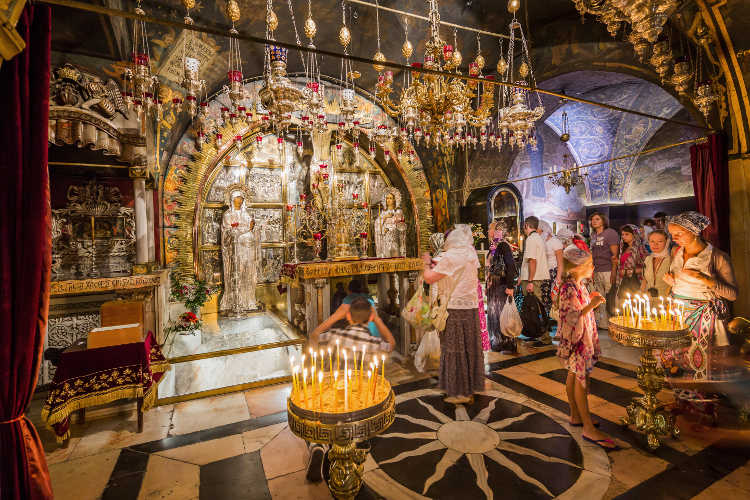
[556,227,574,246]
[489,219,508,255]
[669,211,710,235]
[538,220,553,239]
[563,247,591,266]
[435,224,480,275]
[619,224,648,275]
[429,232,445,254]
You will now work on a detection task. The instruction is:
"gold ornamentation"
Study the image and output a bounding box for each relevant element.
[132,263,149,275]
[304,16,316,39]
[182,0,195,9]
[339,25,351,46]
[283,258,422,284]
[266,9,278,31]
[497,58,508,74]
[65,180,123,217]
[402,40,413,59]
[373,52,386,72]
[609,319,690,450]
[129,163,148,179]
[519,61,529,78]
[221,182,256,206]
[451,49,462,66]
[227,0,241,22]
[508,0,520,14]
[50,273,164,295]
[475,54,485,70]
[288,392,395,499]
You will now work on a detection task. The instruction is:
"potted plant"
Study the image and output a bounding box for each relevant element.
[469,223,486,248]
[169,273,219,320]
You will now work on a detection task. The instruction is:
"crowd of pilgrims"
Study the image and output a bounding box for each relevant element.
[416,211,738,451]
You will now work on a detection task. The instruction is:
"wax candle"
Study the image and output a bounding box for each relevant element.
[292,365,299,404]
[328,347,333,383]
[372,357,379,399]
[311,365,316,411]
[359,346,366,391]
[652,309,657,329]
[366,371,372,406]
[348,369,353,408]
[352,346,357,381]
[381,354,386,393]
[301,354,306,374]
[313,351,318,376]
[333,371,339,410]
[344,352,348,412]
[616,309,620,325]
[318,371,324,411]
[336,340,340,373]
[303,368,308,409]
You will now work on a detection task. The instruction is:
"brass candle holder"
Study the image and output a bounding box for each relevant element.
[287,386,395,499]
[609,318,691,450]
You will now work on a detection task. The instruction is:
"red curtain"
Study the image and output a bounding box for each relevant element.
[0,4,54,500]
[690,133,730,253]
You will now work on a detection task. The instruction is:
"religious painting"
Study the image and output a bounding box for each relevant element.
[476,250,488,285]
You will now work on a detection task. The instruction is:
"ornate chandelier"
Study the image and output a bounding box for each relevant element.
[492,0,544,150]
[258,0,303,135]
[548,153,587,194]
[122,0,158,122]
[173,0,207,120]
[375,0,495,149]
[572,0,678,43]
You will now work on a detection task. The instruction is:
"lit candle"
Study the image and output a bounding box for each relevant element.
[668,297,673,316]
[318,371,324,411]
[328,347,333,383]
[652,309,657,329]
[348,369,353,409]
[352,346,357,381]
[303,368,308,409]
[313,351,318,376]
[333,371,339,411]
[359,346,366,391]
[616,309,620,325]
[372,357,379,400]
[344,351,348,412]
[311,365,316,411]
[381,354,386,393]
[292,365,299,405]
[301,354,306,374]
[366,370,372,406]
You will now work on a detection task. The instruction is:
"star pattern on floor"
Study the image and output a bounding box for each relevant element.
[367,390,610,499]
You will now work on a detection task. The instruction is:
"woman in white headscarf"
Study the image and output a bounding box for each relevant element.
[422,225,484,404]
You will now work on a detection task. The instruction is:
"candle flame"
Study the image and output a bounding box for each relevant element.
[318,371,323,382]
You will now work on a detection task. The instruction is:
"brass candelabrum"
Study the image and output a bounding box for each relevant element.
[287,196,326,262]
[609,318,691,450]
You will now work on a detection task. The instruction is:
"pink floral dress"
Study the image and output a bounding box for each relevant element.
[478,282,490,351]
[556,278,601,388]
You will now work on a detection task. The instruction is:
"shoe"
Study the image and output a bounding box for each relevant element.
[531,341,552,348]
[306,444,325,482]
[582,436,620,451]
[569,420,600,428]
[500,350,516,355]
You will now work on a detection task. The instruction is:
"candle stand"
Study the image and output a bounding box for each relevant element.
[609,318,691,450]
[287,388,395,499]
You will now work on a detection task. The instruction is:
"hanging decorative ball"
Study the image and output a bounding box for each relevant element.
[373,52,386,72]
[182,0,195,9]
[266,9,278,31]
[339,25,351,46]
[519,61,530,78]
[403,39,413,59]
[508,0,521,14]
[451,49,462,66]
[560,133,570,142]
[497,58,508,74]
[475,54,485,70]
[227,0,241,22]
[304,16,316,39]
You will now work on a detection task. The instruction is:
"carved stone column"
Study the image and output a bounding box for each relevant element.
[407,271,419,353]
[315,278,327,326]
[145,176,157,271]
[293,283,307,334]
[132,175,149,275]
[386,273,399,315]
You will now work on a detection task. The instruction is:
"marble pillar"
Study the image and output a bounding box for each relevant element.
[133,179,148,274]
[145,185,156,267]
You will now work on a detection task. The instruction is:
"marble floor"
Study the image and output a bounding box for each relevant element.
[36,339,750,500]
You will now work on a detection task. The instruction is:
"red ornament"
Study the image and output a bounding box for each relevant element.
[313,233,322,241]
[352,193,359,199]
[300,194,307,201]
[286,205,293,211]
[360,232,367,238]
[231,222,239,228]
[362,202,369,209]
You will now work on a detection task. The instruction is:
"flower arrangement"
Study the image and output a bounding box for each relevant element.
[164,312,202,336]
[170,274,219,311]
[469,223,486,247]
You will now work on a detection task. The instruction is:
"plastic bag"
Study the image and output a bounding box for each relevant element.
[500,296,523,338]
[403,281,433,330]
[414,330,441,373]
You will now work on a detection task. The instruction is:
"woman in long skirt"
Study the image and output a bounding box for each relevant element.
[486,220,519,354]
[423,225,485,404]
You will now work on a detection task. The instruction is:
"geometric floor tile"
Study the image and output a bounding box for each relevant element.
[48,450,120,500]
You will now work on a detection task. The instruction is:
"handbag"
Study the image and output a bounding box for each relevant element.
[430,262,468,332]
[605,283,619,318]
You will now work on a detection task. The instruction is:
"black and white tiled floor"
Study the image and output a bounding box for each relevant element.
[36,346,750,499]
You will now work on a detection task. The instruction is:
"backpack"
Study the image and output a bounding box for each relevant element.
[520,293,548,339]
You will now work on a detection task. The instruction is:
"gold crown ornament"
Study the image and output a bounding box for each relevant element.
[266,9,278,31]
[304,16,317,39]
[182,0,195,9]
[475,54,485,70]
[403,40,413,59]
[373,52,386,72]
[227,0,241,22]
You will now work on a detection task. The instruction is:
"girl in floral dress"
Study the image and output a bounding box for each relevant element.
[557,248,618,451]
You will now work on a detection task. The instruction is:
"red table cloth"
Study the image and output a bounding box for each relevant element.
[41,332,170,441]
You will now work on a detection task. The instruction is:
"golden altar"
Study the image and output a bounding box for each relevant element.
[280,257,423,356]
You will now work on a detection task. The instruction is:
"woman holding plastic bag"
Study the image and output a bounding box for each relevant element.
[486,220,520,354]
[422,225,484,404]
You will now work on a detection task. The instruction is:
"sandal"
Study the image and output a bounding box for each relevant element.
[569,419,600,428]
[582,436,619,451]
